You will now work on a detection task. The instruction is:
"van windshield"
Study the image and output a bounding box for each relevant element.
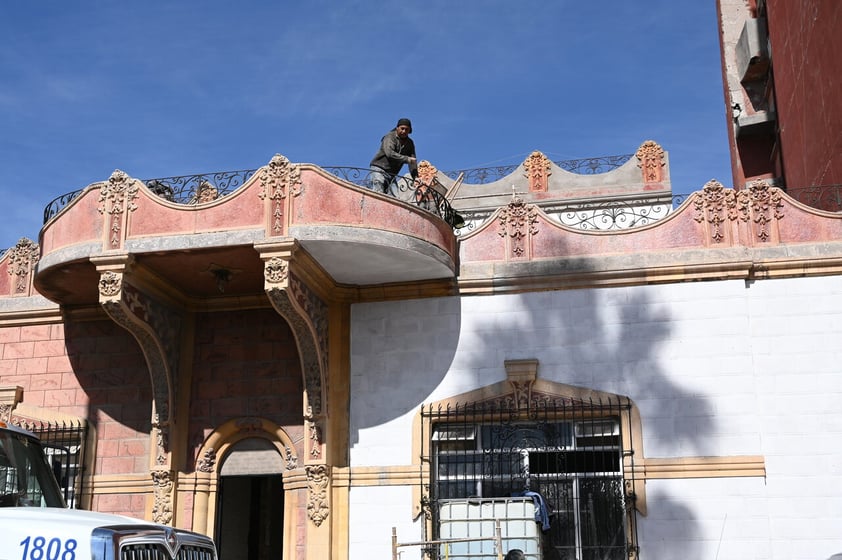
[0,428,66,508]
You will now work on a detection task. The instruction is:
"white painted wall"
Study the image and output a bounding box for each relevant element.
[348,276,842,559]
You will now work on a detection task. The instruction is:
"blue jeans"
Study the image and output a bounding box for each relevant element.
[369,166,399,197]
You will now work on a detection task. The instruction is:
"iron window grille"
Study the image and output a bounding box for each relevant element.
[422,398,637,560]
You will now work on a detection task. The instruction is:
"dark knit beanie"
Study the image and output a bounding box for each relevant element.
[396,118,412,133]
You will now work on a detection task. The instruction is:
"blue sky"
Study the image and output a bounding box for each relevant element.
[1,1,732,250]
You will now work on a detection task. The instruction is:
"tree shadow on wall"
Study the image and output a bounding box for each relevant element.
[349,255,724,558]
[64,318,154,449]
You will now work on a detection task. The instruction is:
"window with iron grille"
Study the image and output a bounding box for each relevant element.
[18,419,87,508]
[424,398,636,560]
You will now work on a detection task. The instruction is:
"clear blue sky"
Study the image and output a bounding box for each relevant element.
[1,1,732,250]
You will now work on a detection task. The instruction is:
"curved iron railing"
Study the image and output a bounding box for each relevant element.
[42,169,259,224]
[40,154,635,224]
[450,193,692,234]
[442,154,634,184]
[321,167,464,227]
[785,184,842,212]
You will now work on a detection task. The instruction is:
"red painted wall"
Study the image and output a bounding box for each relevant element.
[767,1,842,188]
[188,308,304,463]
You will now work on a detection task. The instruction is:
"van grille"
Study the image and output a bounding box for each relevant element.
[121,544,215,560]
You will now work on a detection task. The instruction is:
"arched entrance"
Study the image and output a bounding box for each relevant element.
[216,437,285,560]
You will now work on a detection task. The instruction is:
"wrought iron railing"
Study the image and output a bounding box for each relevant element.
[39,153,634,224]
[43,169,258,223]
[17,419,87,508]
[442,154,634,184]
[321,167,464,227]
[784,184,842,212]
[451,194,692,234]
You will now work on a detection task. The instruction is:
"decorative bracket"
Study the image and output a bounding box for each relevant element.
[257,242,328,461]
[93,255,181,467]
[305,464,331,527]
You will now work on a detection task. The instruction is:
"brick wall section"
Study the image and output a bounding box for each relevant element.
[189,308,304,463]
[1,318,151,518]
[64,319,153,484]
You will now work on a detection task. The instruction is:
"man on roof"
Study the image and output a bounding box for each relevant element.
[369,117,418,197]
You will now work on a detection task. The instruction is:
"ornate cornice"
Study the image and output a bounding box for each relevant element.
[258,154,302,235]
[7,238,39,294]
[305,464,330,527]
[635,140,665,183]
[97,170,139,248]
[498,195,539,259]
[523,151,551,192]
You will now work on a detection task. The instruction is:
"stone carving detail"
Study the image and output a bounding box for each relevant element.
[195,181,219,203]
[264,257,289,284]
[693,179,729,243]
[416,160,438,185]
[498,195,539,258]
[264,266,325,418]
[289,272,328,388]
[258,154,302,235]
[307,417,322,459]
[7,238,39,294]
[510,379,534,410]
[97,170,139,248]
[152,415,169,466]
[523,151,552,192]
[694,179,784,242]
[0,404,12,423]
[635,140,665,183]
[285,446,299,470]
[196,448,216,473]
[267,286,323,416]
[151,469,174,525]
[98,271,122,297]
[306,464,330,527]
[736,179,784,242]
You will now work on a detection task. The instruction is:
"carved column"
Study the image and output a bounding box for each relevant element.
[93,254,183,524]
